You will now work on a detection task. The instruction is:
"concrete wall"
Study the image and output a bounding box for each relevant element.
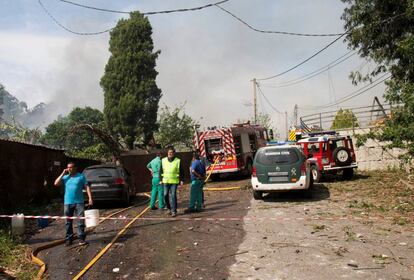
[337,128,404,171]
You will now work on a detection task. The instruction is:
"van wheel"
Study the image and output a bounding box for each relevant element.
[244,160,253,177]
[303,188,313,199]
[253,190,263,200]
[311,165,321,183]
[210,174,220,181]
[342,168,354,180]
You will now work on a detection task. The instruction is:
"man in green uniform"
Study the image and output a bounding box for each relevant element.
[159,147,184,217]
[147,152,164,210]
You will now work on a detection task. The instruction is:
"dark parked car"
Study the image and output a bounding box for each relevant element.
[83,164,133,205]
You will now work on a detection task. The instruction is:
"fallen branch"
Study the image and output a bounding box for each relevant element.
[214,251,249,266]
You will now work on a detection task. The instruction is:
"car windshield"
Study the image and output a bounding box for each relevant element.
[256,148,299,165]
[83,168,118,180]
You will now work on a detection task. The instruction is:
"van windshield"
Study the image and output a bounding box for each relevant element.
[256,148,299,165]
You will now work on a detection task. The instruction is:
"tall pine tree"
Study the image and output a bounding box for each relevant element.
[101,12,162,149]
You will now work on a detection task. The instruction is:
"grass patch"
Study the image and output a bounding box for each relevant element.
[343,225,356,241]
[312,224,326,231]
[329,170,414,225]
[0,230,37,280]
[372,254,391,264]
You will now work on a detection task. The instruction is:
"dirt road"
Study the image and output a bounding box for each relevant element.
[28,173,413,279]
[229,183,414,280]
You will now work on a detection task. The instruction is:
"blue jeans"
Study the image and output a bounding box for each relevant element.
[64,203,86,241]
[163,184,178,214]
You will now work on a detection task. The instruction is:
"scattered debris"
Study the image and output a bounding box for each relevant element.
[334,246,349,257]
[347,262,358,268]
[113,267,120,273]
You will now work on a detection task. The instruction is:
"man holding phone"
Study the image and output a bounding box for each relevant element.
[54,162,93,246]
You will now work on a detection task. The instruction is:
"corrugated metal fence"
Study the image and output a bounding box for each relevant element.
[121,151,193,193]
[0,138,193,213]
[0,139,99,214]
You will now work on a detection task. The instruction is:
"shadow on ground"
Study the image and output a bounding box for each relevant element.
[261,183,330,203]
[321,172,371,183]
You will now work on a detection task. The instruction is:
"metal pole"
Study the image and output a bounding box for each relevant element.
[285,111,288,141]
[294,104,298,127]
[253,78,257,124]
[319,113,323,131]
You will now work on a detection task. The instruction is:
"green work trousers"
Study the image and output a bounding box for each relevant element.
[150,177,164,208]
[189,179,203,210]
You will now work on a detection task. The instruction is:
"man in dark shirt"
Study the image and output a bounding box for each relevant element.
[185,152,206,213]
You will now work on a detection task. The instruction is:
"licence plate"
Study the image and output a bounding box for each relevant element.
[269,177,288,182]
[91,183,109,187]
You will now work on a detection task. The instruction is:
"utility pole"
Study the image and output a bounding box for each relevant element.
[285,111,288,141]
[0,90,4,123]
[293,104,298,127]
[252,78,257,124]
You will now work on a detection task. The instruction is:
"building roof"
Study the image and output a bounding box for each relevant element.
[0,137,65,151]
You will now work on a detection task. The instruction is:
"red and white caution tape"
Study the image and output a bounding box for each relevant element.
[0,214,409,222]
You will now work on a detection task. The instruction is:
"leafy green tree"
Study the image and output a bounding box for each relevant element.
[41,107,110,160]
[341,0,414,160]
[331,108,359,130]
[101,12,162,149]
[256,112,273,130]
[0,122,42,143]
[155,104,198,149]
[256,112,279,139]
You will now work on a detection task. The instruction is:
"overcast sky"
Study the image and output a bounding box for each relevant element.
[0,0,387,136]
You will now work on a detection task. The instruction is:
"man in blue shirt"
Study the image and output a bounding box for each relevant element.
[54,162,93,246]
[184,152,206,213]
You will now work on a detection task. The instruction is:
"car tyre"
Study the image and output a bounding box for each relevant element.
[303,187,313,198]
[210,173,220,181]
[122,189,130,206]
[244,159,253,177]
[333,147,352,166]
[342,168,354,180]
[310,165,321,183]
[253,190,263,200]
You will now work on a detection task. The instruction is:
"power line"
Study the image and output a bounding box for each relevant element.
[56,0,345,37]
[57,0,129,14]
[38,0,114,35]
[256,34,347,81]
[256,84,283,114]
[39,0,230,35]
[57,0,230,15]
[214,4,343,37]
[300,73,391,110]
[256,12,406,81]
[260,50,357,88]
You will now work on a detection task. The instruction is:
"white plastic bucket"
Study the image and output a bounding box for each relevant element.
[84,209,99,228]
[11,213,25,236]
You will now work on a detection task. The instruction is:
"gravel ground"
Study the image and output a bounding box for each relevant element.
[27,172,414,280]
[229,179,414,280]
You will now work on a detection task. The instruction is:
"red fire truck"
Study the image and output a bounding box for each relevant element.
[194,123,268,179]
